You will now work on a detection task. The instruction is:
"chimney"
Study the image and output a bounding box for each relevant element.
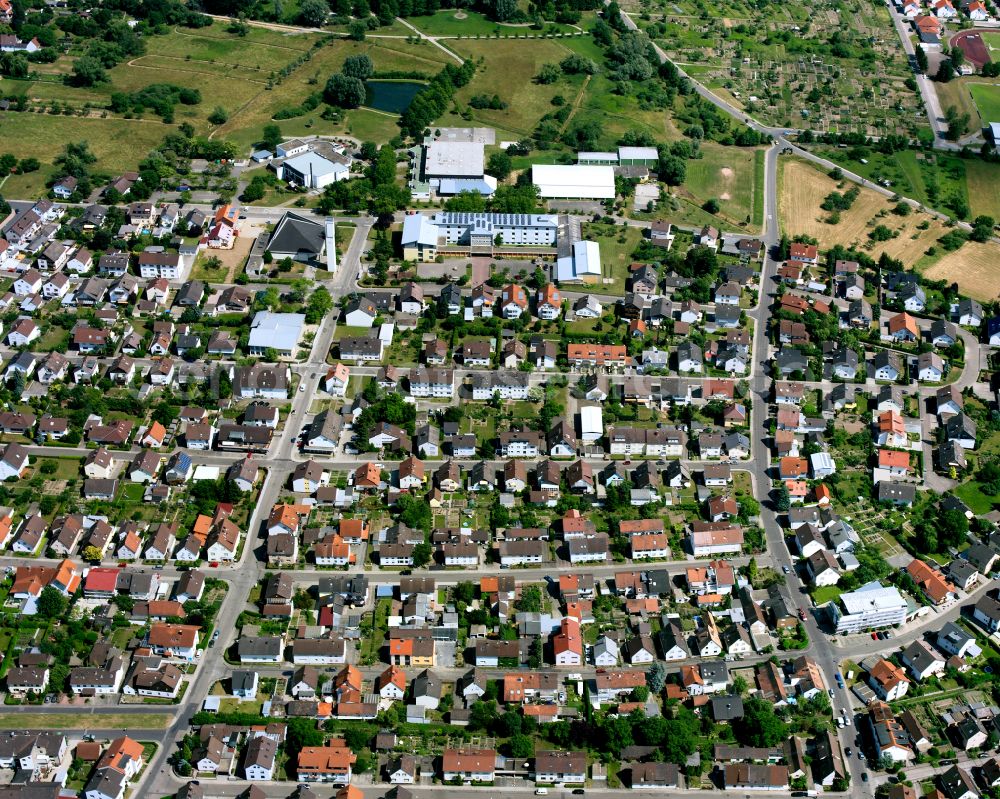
[325,218,337,273]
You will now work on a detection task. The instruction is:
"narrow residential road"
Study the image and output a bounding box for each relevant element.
[881,0,953,146]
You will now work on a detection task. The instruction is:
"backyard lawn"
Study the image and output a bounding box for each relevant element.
[811,585,843,606]
[580,222,643,296]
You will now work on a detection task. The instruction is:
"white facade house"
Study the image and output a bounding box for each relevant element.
[532,164,616,199]
[279,152,349,189]
[579,405,603,443]
[247,312,305,357]
[556,239,603,283]
[832,582,908,634]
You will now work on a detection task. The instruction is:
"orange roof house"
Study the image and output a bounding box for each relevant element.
[878,450,911,471]
[789,242,818,261]
[501,283,528,311]
[12,559,81,599]
[297,738,356,781]
[98,736,145,777]
[377,665,406,694]
[143,421,166,447]
[192,514,213,542]
[389,638,413,658]
[538,282,561,310]
[566,343,628,366]
[915,14,941,33]
[214,204,239,228]
[269,503,302,534]
[334,664,363,694]
[354,462,381,489]
[785,480,809,499]
[888,312,920,339]
[879,410,905,436]
[620,519,664,535]
[904,559,955,605]
[339,518,368,541]
[780,457,809,479]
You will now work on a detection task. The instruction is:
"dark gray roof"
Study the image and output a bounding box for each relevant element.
[268,211,325,256]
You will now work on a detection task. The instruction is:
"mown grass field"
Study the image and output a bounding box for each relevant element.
[219,37,451,148]
[0,712,171,729]
[780,158,950,261]
[0,24,452,194]
[0,114,172,196]
[446,37,587,140]
[407,9,578,36]
[811,148,988,218]
[964,160,1000,219]
[934,77,983,127]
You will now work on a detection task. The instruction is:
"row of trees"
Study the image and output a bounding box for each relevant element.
[400,59,475,137]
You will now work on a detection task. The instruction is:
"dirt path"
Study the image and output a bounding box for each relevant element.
[393,17,464,64]
[170,24,315,52]
[557,74,593,135]
[126,55,269,83]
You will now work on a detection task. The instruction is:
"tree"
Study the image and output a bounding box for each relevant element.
[732,675,749,695]
[70,55,107,86]
[305,286,333,324]
[509,733,534,758]
[536,63,561,84]
[775,482,791,512]
[937,507,969,550]
[487,0,517,20]
[969,215,996,243]
[412,542,432,567]
[347,21,367,40]
[658,153,686,186]
[703,198,720,214]
[37,586,68,620]
[944,105,970,140]
[646,661,666,693]
[325,74,366,109]
[936,59,955,83]
[517,584,543,612]
[342,54,374,80]
[733,697,788,747]
[208,106,228,125]
[81,545,104,563]
[298,0,330,26]
[261,123,282,151]
[486,151,512,181]
[0,52,29,78]
[470,699,499,731]
[915,46,928,73]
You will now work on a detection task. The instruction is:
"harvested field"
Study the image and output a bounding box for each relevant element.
[779,158,950,264]
[923,241,1000,302]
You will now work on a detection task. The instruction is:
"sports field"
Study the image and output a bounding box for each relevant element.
[970,83,1000,125]
[681,142,762,228]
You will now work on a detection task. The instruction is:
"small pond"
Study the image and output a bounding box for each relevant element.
[365,80,424,114]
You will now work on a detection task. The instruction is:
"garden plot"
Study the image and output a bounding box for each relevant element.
[643,0,922,135]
